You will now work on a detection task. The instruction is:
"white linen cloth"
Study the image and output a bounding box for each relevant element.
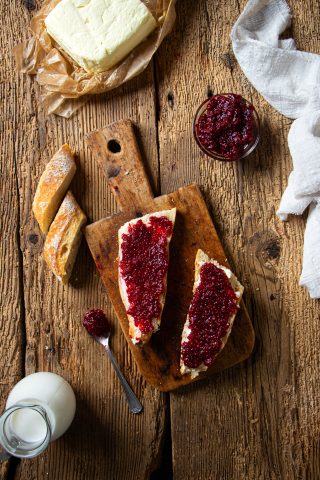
[231,0,320,298]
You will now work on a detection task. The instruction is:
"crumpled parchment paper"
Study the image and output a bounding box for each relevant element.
[15,0,177,117]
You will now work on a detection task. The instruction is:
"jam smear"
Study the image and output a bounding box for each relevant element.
[119,216,173,335]
[196,94,254,160]
[181,262,239,369]
[83,309,110,337]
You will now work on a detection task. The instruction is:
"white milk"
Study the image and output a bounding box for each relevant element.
[10,408,48,443]
[6,372,76,442]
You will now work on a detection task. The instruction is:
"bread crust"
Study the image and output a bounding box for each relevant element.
[118,208,176,345]
[180,249,244,378]
[33,144,76,233]
[43,191,87,284]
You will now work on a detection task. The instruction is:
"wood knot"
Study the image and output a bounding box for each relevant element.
[256,235,281,264]
[107,166,121,178]
[167,93,174,108]
[43,321,51,334]
[28,233,39,245]
[248,230,281,268]
[264,239,280,260]
[24,0,36,10]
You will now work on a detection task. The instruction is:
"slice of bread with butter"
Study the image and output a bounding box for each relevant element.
[118,209,176,345]
[45,0,157,73]
[180,250,244,378]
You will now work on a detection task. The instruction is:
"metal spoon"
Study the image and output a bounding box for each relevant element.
[91,331,143,414]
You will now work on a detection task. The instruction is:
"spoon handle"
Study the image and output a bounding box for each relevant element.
[105,346,143,414]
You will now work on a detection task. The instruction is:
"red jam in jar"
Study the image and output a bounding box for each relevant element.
[83,309,110,337]
[195,94,255,160]
[119,216,173,335]
[181,262,239,369]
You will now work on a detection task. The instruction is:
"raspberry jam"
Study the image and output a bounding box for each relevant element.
[119,216,173,336]
[181,262,239,369]
[194,94,256,160]
[83,309,110,337]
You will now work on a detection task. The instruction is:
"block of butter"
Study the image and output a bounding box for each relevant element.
[45,0,157,73]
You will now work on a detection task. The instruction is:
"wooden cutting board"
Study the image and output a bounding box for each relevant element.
[84,119,255,392]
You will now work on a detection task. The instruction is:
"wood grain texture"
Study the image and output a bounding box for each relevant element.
[16,99,165,479]
[2,0,320,478]
[86,120,154,212]
[0,1,26,477]
[3,2,166,479]
[155,0,320,478]
[85,121,254,391]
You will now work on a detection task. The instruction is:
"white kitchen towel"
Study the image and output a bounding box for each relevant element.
[231,0,320,298]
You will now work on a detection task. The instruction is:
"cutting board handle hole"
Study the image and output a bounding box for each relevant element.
[107,139,121,154]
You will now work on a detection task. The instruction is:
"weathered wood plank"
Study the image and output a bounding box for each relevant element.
[3,0,320,478]
[0,0,32,477]
[156,0,320,478]
[3,2,166,479]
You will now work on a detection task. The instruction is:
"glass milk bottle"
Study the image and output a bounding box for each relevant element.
[0,372,76,458]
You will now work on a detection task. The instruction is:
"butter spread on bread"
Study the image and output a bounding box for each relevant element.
[118,209,176,345]
[43,191,87,284]
[45,0,157,74]
[180,249,244,378]
[33,144,76,234]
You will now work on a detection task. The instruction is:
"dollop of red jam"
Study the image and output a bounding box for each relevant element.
[196,94,254,160]
[83,309,110,337]
[181,262,239,369]
[119,216,173,335]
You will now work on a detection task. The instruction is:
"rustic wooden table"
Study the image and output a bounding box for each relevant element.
[2,0,320,479]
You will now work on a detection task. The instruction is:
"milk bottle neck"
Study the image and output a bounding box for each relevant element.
[0,403,52,458]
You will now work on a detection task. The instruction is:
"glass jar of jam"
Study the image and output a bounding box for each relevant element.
[193,93,260,161]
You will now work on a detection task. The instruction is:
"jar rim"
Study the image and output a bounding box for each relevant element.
[0,403,52,459]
